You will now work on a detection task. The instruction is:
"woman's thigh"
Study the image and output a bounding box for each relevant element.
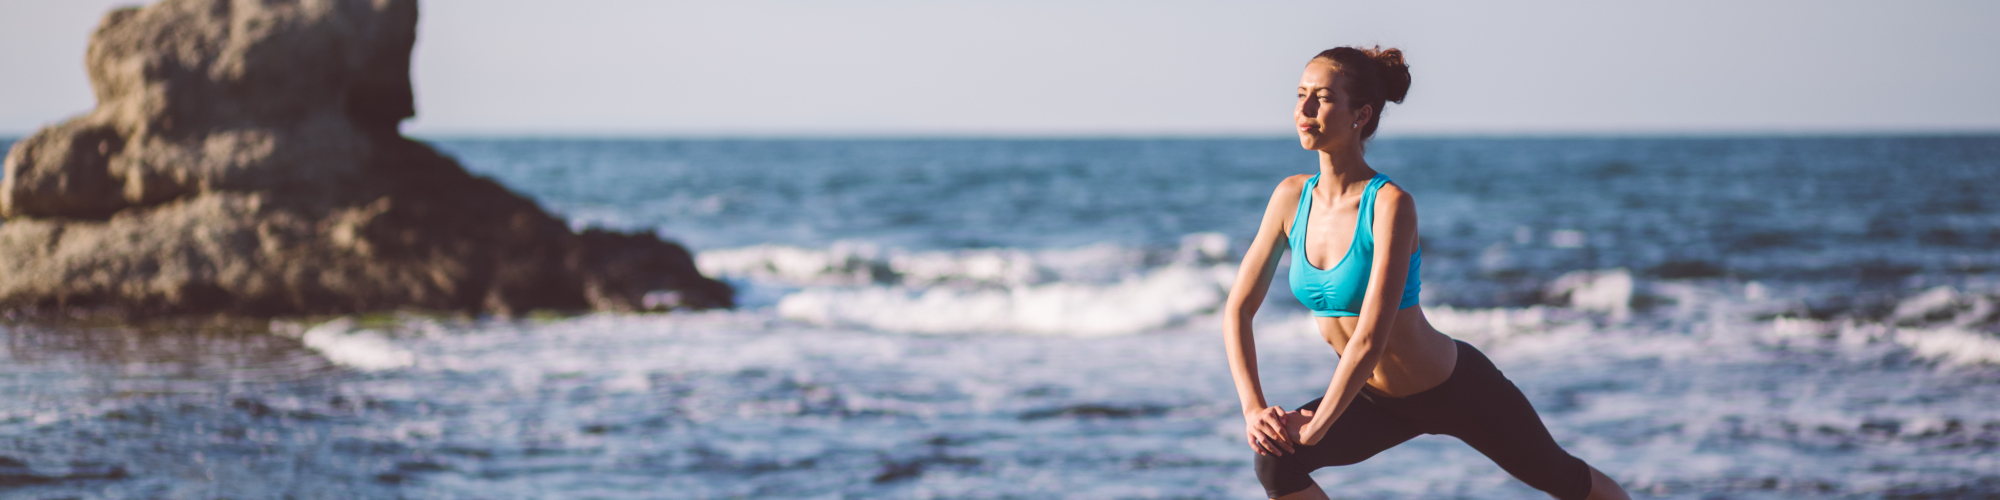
[1432,355,1592,499]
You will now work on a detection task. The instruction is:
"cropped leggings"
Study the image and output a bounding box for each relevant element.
[1254,340,1591,500]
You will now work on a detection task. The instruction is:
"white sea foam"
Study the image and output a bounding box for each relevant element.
[299,318,415,371]
[1892,286,1962,323]
[259,283,1997,497]
[695,241,890,286]
[776,263,1235,336]
[1769,316,1832,339]
[1424,304,1569,344]
[707,241,2000,371]
[62,268,1981,499]
[888,249,1048,287]
[1869,286,2000,366]
[698,233,1231,287]
[1545,268,1634,320]
[700,234,1240,335]
[1896,327,2000,366]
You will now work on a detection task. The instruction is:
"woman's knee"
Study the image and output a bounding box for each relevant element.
[1508,454,1594,500]
[1253,453,1313,498]
[1254,449,1355,498]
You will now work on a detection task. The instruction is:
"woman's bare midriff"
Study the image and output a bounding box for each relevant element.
[1314,305,1459,398]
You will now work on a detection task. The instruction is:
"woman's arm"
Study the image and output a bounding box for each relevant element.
[1225,175,1306,455]
[1296,183,1419,446]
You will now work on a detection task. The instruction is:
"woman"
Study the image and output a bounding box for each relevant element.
[1221,47,1632,500]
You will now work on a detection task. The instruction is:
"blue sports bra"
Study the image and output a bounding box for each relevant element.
[1289,173,1422,317]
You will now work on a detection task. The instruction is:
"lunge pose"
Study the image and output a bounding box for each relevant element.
[1220,47,1632,500]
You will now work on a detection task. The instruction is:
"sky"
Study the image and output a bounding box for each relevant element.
[2,0,1997,137]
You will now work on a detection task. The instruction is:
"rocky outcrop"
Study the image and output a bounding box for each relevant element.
[0,0,731,317]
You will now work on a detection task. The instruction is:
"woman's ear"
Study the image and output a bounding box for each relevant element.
[1353,104,1375,131]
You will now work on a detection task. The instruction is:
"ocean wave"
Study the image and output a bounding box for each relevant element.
[298,318,415,371]
[1425,304,1573,345]
[695,241,896,287]
[695,235,2000,370]
[1760,285,2000,367]
[1897,327,2000,366]
[775,263,1235,336]
[697,233,1232,289]
[1545,268,1635,319]
[697,234,1236,335]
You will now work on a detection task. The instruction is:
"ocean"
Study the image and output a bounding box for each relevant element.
[2,136,1997,498]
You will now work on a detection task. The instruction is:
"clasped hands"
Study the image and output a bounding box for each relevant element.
[1244,406,1314,456]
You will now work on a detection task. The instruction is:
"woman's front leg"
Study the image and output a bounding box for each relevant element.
[1274,483,1331,500]
[1582,466,1632,500]
[1253,399,1420,499]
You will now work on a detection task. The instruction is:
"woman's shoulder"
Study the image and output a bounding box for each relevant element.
[1272,173,1313,196]
[1264,174,1313,208]
[1375,178,1413,199]
[1373,178,1417,215]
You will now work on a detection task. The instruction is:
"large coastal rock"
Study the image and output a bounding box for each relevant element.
[0,0,732,317]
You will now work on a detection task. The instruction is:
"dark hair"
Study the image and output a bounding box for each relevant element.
[1312,46,1410,140]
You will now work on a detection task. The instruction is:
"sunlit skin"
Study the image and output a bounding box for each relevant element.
[1220,58,1632,500]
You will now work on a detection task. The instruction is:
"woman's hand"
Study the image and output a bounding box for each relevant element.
[1284,409,1315,446]
[1244,406,1294,455]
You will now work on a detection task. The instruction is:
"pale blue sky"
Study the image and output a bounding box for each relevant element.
[3,0,1996,136]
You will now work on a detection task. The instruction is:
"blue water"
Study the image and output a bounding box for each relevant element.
[443,137,2000,305]
[2,136,1998,498]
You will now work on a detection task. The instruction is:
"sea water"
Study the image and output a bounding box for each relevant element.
[2,137,1997,498]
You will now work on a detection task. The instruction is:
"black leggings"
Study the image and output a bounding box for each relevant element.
[1254,340,1591,499]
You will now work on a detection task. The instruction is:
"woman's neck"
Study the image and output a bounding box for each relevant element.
[1315,146,1375,199]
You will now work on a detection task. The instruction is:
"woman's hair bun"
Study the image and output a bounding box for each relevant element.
[1365,47,1411,104]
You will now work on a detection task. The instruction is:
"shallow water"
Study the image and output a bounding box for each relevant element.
[2,136,1998,498]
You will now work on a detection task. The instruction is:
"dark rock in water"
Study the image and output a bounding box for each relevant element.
[0,0,731,317]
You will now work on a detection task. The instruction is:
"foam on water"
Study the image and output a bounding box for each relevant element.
[5,268,1999,498]
[1545,268,1635,319]
[701,234,1238,336]
[774,263,1233,336]
[1898,326,2000,365]
[299,318,417,371]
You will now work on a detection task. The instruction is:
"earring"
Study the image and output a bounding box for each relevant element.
[1352,123,1359,128]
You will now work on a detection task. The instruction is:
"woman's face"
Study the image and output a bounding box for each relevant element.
[1295,59,1368,152]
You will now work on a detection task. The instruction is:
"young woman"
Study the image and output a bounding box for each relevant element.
[1220,47,1633,500]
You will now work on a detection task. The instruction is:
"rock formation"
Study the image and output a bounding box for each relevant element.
[0,0,732,317]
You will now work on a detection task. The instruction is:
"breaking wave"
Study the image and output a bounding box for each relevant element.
[697,233,1236,335]
[685,235,2000,371]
